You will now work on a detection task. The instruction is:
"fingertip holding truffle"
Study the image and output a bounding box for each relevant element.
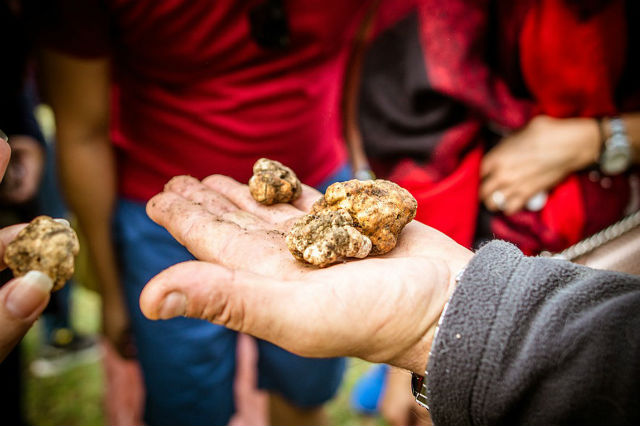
[3,216,80,291]
[249,158,302,205]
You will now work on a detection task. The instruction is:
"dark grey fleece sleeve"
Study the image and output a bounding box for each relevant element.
[426,240,640,426]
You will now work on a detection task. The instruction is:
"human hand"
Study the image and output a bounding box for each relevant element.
[0,136,53,362]
[0,130,10,178]
[0,135,45,204]
[381,367,432,426]
[139,175,473,373]
[0,224,54,362]
[480,115,600,214]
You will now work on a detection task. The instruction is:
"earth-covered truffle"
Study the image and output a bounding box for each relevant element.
[286,209,372,268]
[4,216,80,291]
[249,158,302,205]
[287,179,417,266]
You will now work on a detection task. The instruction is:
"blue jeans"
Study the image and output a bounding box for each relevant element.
[114,164,351,426]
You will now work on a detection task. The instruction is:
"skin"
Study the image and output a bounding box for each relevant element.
[0,135,45,205]
[139,174,473,374]
[0,138,53,362]
[481,114,640,215]
[39,49,355,424]
[39,49,132,356]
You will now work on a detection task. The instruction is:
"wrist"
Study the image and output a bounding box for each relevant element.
[576,117,601,170]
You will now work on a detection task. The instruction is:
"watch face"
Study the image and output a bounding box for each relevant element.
[601,134,632,175]
[603,152,631,175]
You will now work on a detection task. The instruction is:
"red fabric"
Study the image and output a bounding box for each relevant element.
[391,147,482,248]
[45,0,371,201]
[392,0,638,254]
[491,0,631,254]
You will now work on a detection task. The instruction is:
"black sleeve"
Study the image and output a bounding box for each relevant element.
[427,240,640,426]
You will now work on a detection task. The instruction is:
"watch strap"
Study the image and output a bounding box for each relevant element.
[411,372,429,409]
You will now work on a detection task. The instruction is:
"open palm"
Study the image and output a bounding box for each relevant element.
[140,175,472,373]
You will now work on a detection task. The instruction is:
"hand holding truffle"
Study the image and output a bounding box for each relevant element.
[0,216,79,362]
[141,174,472,373]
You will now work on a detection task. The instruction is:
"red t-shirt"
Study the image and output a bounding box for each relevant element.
[43,0,371,201]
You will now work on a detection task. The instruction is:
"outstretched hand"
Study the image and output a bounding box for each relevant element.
[140,175,473,373]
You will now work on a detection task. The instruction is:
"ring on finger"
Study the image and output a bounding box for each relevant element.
[491,190,507,211]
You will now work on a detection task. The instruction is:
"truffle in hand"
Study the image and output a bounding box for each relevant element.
[287,179,417,267]
[310,179,417,255]
[249,158,302,205]
[3,216,80,291]
[286,209,372,268]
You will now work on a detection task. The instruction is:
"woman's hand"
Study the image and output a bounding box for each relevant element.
[139,175,473,374]
[480,115,600,214]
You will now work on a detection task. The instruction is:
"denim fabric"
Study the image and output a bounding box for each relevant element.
[114,163,352,425]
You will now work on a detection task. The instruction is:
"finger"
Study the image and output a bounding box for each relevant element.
[0,224,27,270]
[479,178,505,212]
[0,271,53,362]
[146,191,298,275]
[479,171,504,202]
[503,192,528,215]
[291,184,323,212]
[479,164,530,209]
[482,179,522,213]
[0,136,10,181]
[202,174,304,223]
[164,175,239,215]
[140,261,341,358]
[480,152,498,179]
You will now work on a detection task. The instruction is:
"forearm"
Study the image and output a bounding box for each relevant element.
[40,50,121,303]
[56,128,121,302]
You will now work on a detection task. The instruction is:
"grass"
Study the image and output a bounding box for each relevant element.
[21,286,389,426]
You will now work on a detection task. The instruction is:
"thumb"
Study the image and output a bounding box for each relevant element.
[140,261,336,358]
[0,271,53,362]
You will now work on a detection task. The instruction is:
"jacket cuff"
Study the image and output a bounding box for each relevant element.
[425,240,523,426]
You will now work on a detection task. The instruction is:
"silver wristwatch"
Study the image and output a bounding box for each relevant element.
[599,117,633,175]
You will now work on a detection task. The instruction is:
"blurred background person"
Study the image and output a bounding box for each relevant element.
[346,0,640,424]
[0,1,100,424]
[30,0,390,424]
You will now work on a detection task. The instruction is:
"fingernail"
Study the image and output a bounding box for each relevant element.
[158,292,186,319]
[54,218,70,227]
[6,271,53,319]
